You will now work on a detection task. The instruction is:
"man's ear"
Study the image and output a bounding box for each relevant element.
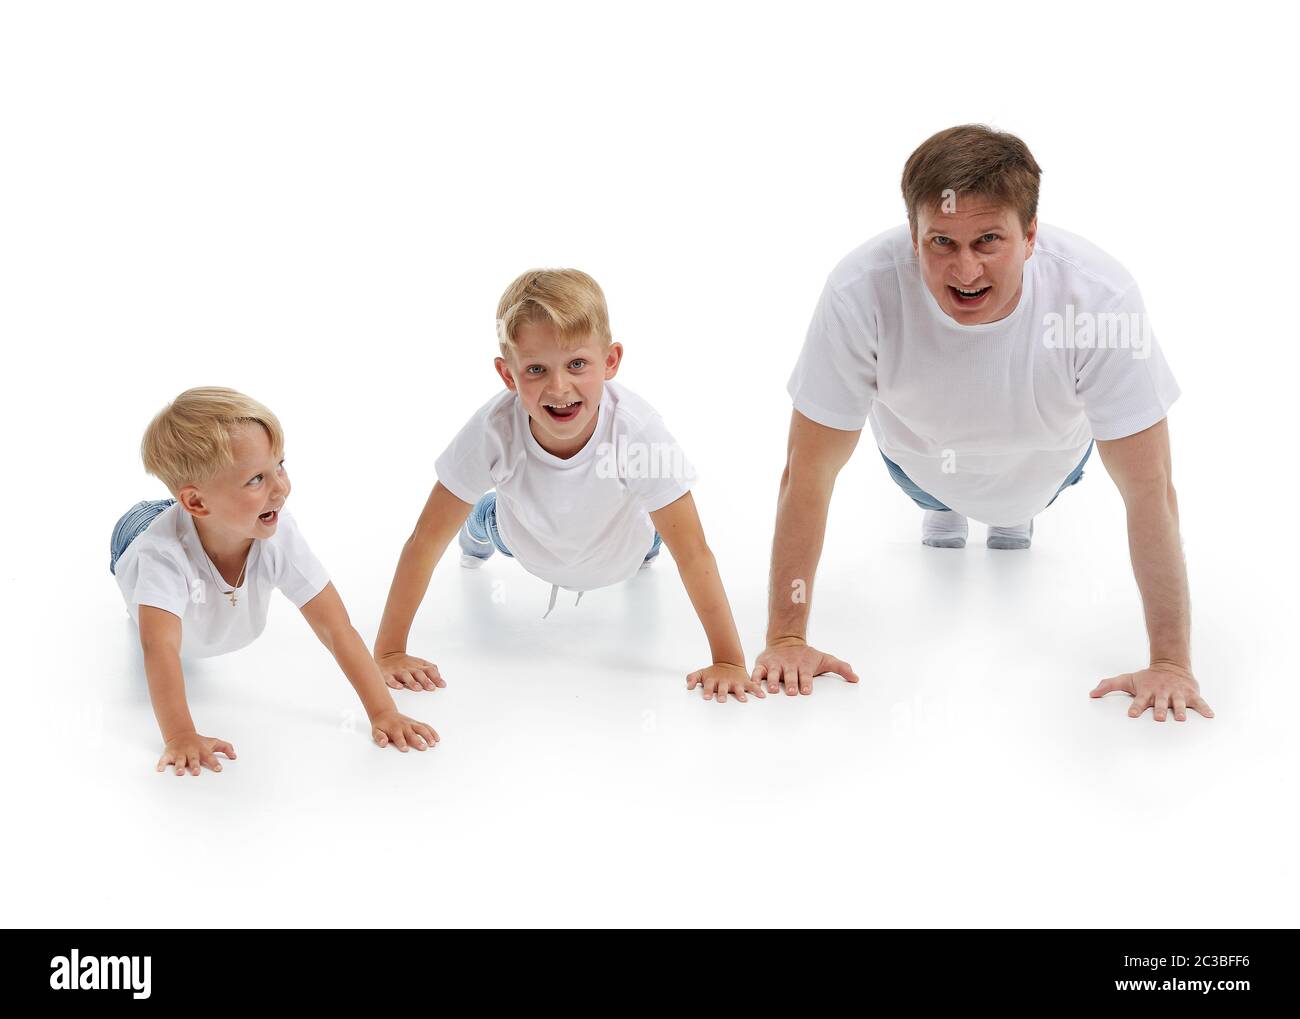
[1023,215,1037,258]
[177,485,209,518]
[494,356,517,392]
[603,341,624,381]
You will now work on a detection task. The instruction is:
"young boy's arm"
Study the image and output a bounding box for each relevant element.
[649,492,763,704]
[138,605,236,776]
[299,583,438,751]
[373,482,473,691]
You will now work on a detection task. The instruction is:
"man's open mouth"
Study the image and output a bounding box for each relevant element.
[949,284,991,305]
[543,399,582,422]
[258,509,280,525]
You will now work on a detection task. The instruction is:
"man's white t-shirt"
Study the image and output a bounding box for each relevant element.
[435,380,693,591]
[113,503,330,658]
[787,223,1181,526]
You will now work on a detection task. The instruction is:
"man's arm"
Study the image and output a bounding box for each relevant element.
[754,409,863,695]
[300,582,438,751]
[372,481,472,690]
[1092,417,1212,720]
[649,492,761,703]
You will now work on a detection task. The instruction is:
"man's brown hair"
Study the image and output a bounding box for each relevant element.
[901,124,1042,234]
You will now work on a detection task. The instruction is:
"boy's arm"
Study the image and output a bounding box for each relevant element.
[138,605,235,776]
[755,409,862,696]
[373,481,473,690]
[649,492,762,703]
[1090,418,1213,721]
[299,583,438,751]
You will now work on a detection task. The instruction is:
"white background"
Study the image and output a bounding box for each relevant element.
[2,1,1296,927]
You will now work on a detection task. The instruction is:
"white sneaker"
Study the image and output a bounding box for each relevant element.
[459,553,489,569]
[987,520,1033,550]
[922,509,968,548]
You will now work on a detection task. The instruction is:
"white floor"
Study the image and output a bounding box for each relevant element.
[5,433,1296,927]
[3,2,1296,928]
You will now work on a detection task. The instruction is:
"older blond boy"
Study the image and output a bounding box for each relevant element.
[374,269,761,703]
[110,387,437,775]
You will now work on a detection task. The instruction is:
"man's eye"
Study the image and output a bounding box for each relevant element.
[981,233,999,243]
[933,236,951,246]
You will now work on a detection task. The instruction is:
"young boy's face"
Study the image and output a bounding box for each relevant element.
[179,422,291,538]
[495,321,623,458]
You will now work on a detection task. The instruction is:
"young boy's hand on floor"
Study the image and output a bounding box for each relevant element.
[687,662,764,703]
[369,710,439,751]
[157,732,236,776]
[376,652,446,692]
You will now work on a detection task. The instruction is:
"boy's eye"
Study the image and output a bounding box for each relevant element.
[525,365,544,375]
[248,474,263,485]
[569,359,587,370]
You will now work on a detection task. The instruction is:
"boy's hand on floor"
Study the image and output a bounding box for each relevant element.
[1090,662,1214,721]
[687,663,764,703]
[752,638,860,696]
[376,651,446,692]
[157,732,236,776]
[371,710,439,752]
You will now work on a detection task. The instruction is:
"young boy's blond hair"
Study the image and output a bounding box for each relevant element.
[141,386,285,494]
[495,268,612,354]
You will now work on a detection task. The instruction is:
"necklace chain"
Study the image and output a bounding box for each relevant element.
[203,546,250,607]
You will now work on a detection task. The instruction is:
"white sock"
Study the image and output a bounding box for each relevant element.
[987,519,1034,550]
[922,509,968,548]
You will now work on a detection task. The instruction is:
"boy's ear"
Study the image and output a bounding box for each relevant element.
[603,341,623,381]
[177,486,209,518]
[494,356,517,392]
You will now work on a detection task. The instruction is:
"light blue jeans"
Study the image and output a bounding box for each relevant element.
[880,442,1094,513]
[459,491,662,563]
[109,498,176,575]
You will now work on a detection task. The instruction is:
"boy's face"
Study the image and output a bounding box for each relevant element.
[495,321,622,458]
[179,422,291,539]
[913,197,1036,325]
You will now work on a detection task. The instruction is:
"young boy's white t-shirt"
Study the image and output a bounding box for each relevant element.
[786,223,1181,526]
[435,380,693,591]
[113,503,330,658]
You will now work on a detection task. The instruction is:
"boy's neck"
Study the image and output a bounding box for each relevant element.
[528,401,601,459]
[192,515,255,577]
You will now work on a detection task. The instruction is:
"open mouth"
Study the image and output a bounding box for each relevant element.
[949,284,991,306]
[258,509,280,525]
[543,399,582,422]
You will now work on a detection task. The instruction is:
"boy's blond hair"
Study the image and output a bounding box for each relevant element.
[141,387,285,494]
[496,268,612,355]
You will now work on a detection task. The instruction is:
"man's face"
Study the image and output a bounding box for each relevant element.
[180,422,291,538]
[495,321,622,458]
[913,197,1036,325]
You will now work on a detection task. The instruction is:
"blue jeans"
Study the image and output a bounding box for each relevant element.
[460,491,662,562]
[110,498,176,575]
[880,442,1093,513]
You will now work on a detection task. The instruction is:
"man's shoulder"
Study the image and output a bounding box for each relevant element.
[825,224,914,286]
[1033,223,1139,299]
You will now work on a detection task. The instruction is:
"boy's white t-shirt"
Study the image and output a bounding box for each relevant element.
[435,380,693,591]
[113,503,330,658]
[787,223,1181,526]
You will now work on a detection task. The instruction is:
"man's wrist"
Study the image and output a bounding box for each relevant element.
[765,634,808,649]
